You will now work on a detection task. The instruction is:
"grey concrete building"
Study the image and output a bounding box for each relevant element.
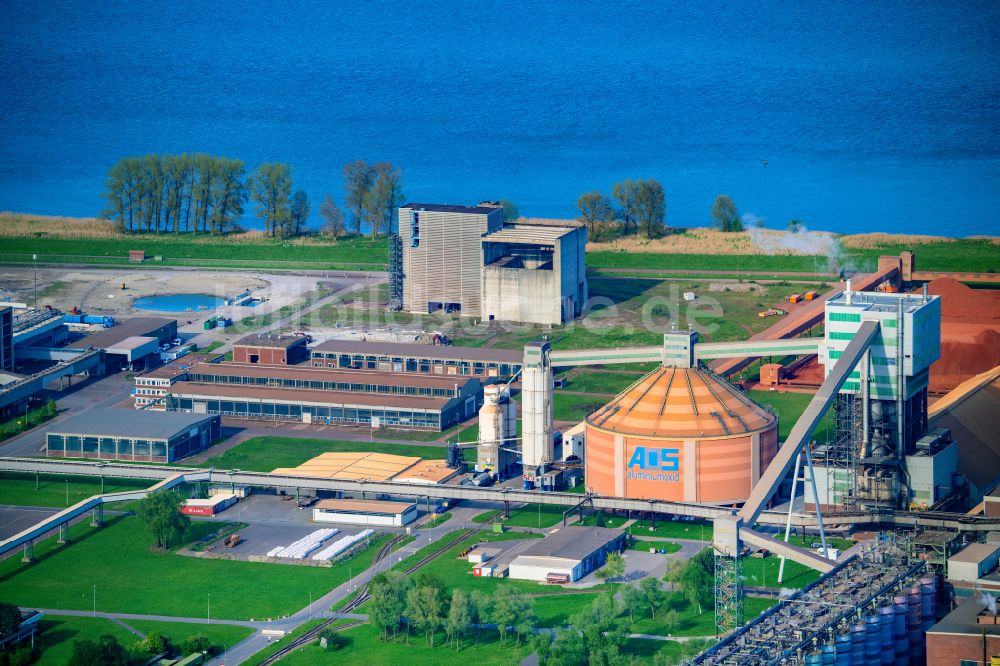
[481,223,587,325]
[395,203,587,325]
[399,203,504,316]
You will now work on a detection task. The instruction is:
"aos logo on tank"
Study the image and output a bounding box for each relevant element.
[627,447,680,482]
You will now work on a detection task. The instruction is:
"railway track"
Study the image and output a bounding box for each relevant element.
[256,522,493,665]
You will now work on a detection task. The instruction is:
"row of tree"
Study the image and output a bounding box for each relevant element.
[69,629,214,666]
[101,155,405,239]
[577,178,667,241]
[368,569,536,649]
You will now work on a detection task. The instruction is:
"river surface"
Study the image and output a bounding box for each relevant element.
[1,0,998,236]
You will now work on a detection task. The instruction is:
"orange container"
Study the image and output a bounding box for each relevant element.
[788,294,802,304]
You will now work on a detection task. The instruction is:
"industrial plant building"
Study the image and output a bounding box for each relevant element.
[926,601,1000,666]
[584,364,779,504]
[153,360,482,430]
[310,338,522,379]
[808,288,944,510]
[232,333,309,366]
[507,526,626,582]
[67,316,176,371]
[391,203,587,325]
[45,408,220,462]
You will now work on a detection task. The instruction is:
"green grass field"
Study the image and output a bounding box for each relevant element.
[586,251,828,273]
[0,472,156,508]
[32,616,139,665]
[553,392,606,422]
[629,592,776,637]
[452,276,808,351]
[559,369,644,395]
[0,235,387,269]
[630,518,713,541]
[629,540,682,553]
[531,592,601,627]
[741,554,820,589]
[200,436,462,472]
[471,504,566,529]
[749,389,833,443]
[0,516,389,620]
[122,619,253,654]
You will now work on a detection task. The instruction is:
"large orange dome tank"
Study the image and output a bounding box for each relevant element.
[584,366,778,504]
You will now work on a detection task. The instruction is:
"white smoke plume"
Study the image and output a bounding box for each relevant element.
[981,591,998,614]
[746,224,850,276]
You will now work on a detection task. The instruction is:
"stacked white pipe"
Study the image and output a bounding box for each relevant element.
[311,529,375,561]
[266,528,339,559]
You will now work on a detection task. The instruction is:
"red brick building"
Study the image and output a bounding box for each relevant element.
[232,334,308,366]
[926,600,1000,665]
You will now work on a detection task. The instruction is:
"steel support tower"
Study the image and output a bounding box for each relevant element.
[388,233,403,311]
[714,549,743,637]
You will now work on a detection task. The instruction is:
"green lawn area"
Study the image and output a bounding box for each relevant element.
[200,436,466,472]
[471,504,566,529]
[276,621,531,665]
[576,512,632,530]
[424,512,453,528]
[841,238,999,274]
[749,389,833,443]
[629,540,681,554]
[531,592,600,627]
[586,251,828,273]
[33,616,138,665]
[560,369,644,395]
[452,276,809,351]
[553,392,606,422]
[741,554,820,589]
[630,518,713,541]
[0,516,390,620]
[0,472,156,508]
[0,403,58,442]
[124,619,253,654]
[0,233,388,269]
[629,592,776,637]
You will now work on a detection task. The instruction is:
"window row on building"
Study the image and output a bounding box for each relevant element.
[167,396,453,430]
[184,371,460,397]
[310,352,519,378]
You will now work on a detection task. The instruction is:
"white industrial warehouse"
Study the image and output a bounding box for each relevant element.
[507,526,627,583]
[311,498,418,527]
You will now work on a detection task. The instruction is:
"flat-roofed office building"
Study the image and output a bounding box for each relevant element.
[45,408,220,463]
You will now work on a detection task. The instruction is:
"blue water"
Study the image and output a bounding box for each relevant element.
[133,293,224,312]
[2,1,999,236]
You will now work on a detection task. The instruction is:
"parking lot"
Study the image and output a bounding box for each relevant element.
[203,522,376,559]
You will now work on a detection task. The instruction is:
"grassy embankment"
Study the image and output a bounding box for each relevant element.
[0,213,386,271]
[0,516,390,620]
[0,403,58,442]
[0,472,155,508]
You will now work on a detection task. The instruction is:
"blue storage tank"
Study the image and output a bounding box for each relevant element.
[834,631,852,666]
[804,651,823,665]
[878,606,894,665]
[820,642,835,664]
[920,577,936,632]
[892,596,908,665]
[850,622,866,664]
[864,615,881,663]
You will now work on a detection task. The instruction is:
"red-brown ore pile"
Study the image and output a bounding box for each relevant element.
[927,278,1000,393]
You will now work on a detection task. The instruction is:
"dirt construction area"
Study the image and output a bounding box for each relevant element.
[0,266,328,318]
